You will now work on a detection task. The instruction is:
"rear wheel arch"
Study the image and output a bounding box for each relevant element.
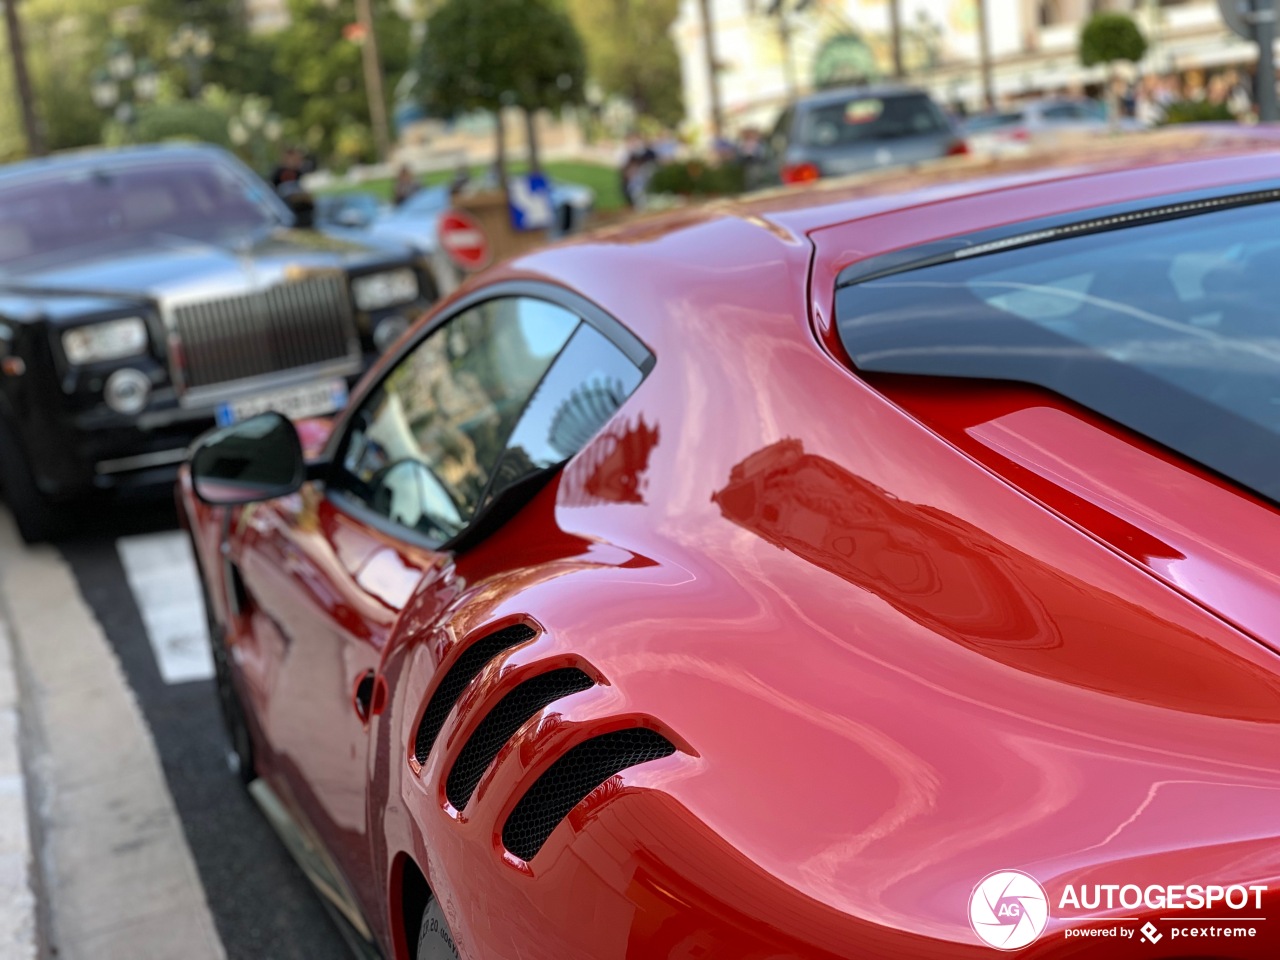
[392,853,432,960]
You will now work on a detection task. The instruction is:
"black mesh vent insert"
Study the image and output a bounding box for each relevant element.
[445,667,595,810]
[502,727,676,861]
[413,624,537,765]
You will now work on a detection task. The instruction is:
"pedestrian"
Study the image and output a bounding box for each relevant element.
[1225,69,1253,120]
[448,164,471,199]
[619,133,657,210]
[393,165,419,207]
[269,146,305,193]
[737,127,764,164]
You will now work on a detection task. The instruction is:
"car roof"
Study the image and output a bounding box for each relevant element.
[0,142,235,184]
[793,84,932,109]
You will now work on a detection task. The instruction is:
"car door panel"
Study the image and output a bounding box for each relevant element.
[235,487,436,931]
[228,286,654,948]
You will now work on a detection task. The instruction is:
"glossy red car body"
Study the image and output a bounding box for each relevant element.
[182,128,1280,958]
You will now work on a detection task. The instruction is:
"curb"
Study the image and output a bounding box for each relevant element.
[0,595,38,960]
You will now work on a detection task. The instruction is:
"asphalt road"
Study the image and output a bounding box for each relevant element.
[53,501,349,960]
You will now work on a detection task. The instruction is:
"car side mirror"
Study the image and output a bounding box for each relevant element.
[191,412,306,505]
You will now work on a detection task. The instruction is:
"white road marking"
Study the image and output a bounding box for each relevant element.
[117,531,214,684]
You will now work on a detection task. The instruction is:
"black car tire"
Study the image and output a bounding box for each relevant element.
[417,897,461,960]
[0,416,57,544]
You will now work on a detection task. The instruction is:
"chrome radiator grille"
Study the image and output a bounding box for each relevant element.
[172,273,358,391]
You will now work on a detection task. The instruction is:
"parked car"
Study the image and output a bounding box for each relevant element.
[317,185,450,247]
[181,128,1280,959]
[963,98,1138,157]
[761,85,967,186]
[314,190,388,229]
[0,143,438,542]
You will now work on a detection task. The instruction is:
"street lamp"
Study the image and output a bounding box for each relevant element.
[166,23,213,99]
[106,38,135,82]
[92,41,157,134]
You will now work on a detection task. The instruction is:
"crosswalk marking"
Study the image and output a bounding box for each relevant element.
[117,531,214,684]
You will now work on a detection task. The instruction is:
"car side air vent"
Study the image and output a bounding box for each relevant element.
[501,727,676,861]
[445,667,595,810]
[414,623,537,766]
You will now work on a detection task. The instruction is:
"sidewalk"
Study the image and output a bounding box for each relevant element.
[0,598,37,959]
[0,510,224,960]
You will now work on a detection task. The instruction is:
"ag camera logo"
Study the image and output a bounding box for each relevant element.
[970,870,1049,950]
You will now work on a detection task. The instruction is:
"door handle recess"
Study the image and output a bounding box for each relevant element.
[352,670,388,722]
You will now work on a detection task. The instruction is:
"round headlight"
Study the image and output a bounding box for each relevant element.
[62,317,149,365]
[104,368,151,415]
[373,314,411,353]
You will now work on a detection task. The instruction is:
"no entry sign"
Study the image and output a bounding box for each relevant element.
[438,209,491,272]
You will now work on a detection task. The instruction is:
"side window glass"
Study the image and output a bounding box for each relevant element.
[483,323,645,510]
[335,297,579,540]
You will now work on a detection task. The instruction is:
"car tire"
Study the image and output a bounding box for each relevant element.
[417,897,461,960]
[0,417,57,544]
[200,574,256,786]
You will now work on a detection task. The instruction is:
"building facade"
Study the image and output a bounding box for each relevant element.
[674,0,1260,133]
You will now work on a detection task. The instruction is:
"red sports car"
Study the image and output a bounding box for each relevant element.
[181,128,1280,959]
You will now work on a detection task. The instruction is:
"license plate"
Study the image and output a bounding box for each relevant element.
[215,378,349,426]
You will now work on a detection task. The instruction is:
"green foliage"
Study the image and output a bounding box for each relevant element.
[1158,100,1235,125]
[132,99,233,147]
[564,0,683,127]
[416,0,586,116]
[1079,13,1147,67]
[0,0,272,160]
[271,0,411,166]
[649,160,746,198]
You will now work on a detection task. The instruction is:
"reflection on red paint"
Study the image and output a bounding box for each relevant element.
[561,415,660,506]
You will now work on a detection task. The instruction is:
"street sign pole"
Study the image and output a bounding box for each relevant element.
[1251,0,1279,121]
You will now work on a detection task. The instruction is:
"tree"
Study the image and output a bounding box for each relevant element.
[417,0,585,180]
[4,0,45,154]
[271,0,411,168]
[141,0,250,98]
[0,0,119,160]
[1079,12,1148,68]
[564,0,683,128]
[0,0,276,161]
[1079,13,1147,126]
